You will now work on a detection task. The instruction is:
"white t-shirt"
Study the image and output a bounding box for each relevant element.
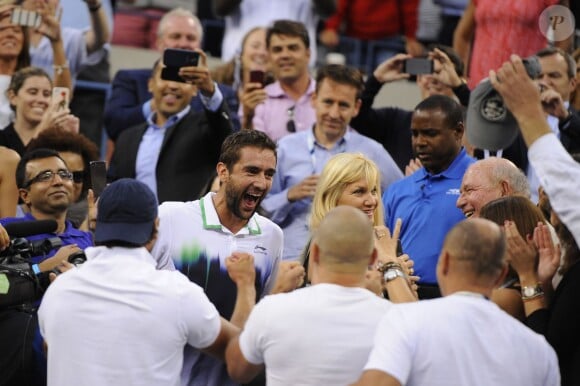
[239,283,392,386]
[152,192,283,386]
[364,293,560,386]
[38,246,222,386]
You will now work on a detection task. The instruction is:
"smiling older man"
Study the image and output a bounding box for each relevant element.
[456,157,530,218]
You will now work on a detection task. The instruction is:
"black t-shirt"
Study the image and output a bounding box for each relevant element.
[0,123,26,156]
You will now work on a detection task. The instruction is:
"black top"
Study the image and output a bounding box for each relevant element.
[0,123,26,156]
[526,262,580,386]
[349,75,413,172]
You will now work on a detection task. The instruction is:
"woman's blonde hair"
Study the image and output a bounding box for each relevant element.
[310,153,384,230]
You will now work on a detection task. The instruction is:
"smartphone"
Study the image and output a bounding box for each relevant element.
[163,48,200,68]
[249,70,265,87]
[10,7,41,28]
[160,66,185,83]
[89,161,107,199]
[52,87,70,111]
[403,58,434,76]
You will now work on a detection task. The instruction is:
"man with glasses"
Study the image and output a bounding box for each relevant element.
[0,148,93,386]
[241,20,317,141]
[0,148,93,267]
[261,64,402,260]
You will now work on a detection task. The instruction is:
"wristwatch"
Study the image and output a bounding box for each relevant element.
[521,283,544,301]
[383,268,405,283]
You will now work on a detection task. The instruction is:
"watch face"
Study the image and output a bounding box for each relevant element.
[384,269,403,282]
[523,286,535,297]
[522,285,541,297]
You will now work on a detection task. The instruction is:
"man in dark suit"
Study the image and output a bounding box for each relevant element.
[108,55,233,203]
[103,7,239,142]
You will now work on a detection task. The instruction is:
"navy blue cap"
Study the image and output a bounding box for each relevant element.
[94,179,158,245]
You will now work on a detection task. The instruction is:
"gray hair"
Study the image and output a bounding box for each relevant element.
[157,7,203,42]
[487,158,530,198]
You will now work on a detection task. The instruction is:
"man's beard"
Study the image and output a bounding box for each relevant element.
[225,184,262,220]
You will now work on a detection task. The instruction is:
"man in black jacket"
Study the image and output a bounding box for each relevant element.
[108,56,233,203]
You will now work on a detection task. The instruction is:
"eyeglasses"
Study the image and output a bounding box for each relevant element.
[71,170,85,183]
[286,106,296,132]
[24,169,73,188]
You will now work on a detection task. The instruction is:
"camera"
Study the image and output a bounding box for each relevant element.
[0,237,63,309]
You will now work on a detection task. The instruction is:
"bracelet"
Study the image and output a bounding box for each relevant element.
[376,261,403,273]
[88,2,102,12]
[53,62,69,76]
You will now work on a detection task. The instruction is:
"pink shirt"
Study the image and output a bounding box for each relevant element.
[468,0,557,89]
[252,79,317,142]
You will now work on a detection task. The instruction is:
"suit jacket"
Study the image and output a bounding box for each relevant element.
[108,103,233,203]
[104,68,240,141]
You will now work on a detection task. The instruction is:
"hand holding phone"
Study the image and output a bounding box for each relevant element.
[89,161,107,199]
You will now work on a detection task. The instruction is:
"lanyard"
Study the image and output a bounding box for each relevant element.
[306,129,347,174]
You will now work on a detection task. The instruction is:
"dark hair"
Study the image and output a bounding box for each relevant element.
[266,19,309,49]
[479,196,546,284]
[415,94,464,129]
[218,130,277,171]
[0,12,30,70]
[16,148,66,189]
[8,66,52,112]
[536,47,576,79]
[480,196,546,237]
[427,44,465,77]
[445,219,506,277]
[315,64,364,99]
[27,127,99,199]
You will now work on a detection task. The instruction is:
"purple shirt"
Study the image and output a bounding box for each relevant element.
[252,79,317,142]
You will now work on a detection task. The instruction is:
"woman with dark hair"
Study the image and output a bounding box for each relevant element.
[0,6,31,128]
[26,126,99,228]
[0,66,78,155]
[479,195,551,321]
[506,202,580,385]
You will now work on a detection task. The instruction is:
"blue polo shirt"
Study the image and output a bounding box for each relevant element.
[382,148,475,284]
[0,212,93,264]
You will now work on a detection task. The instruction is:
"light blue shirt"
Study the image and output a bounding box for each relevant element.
[136,105,191,198]
[262,127,403,260]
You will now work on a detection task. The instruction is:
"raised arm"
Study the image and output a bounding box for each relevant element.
[83,0,110,54]
[452,0,475,74]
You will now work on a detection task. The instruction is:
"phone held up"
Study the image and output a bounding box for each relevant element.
[403,58,434,76]
[52,87,70,112]
[161,48,200,83]
[89,161,107,199]
[10,7,41,28]
[249,70,265,88]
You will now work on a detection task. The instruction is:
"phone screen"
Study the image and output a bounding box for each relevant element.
[89,161,107,199]
[403,58,433,76]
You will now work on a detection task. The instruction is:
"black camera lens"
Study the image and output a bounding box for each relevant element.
[67,251,87,266]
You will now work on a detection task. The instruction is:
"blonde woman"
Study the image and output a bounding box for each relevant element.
[307,153,417,301]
